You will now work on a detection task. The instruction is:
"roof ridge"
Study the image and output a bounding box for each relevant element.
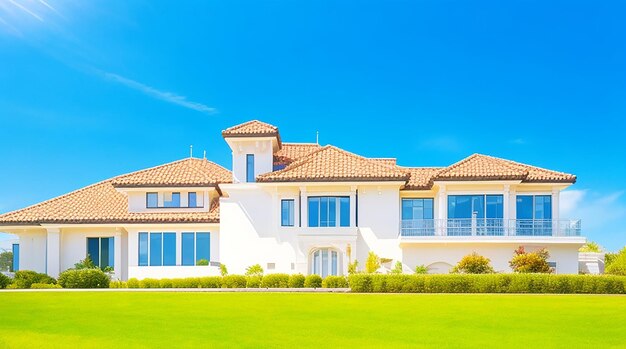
[497,156,574,177]
[437,153,529,178]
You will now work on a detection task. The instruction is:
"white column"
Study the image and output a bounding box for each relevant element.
[509,187,517,236]
[552,189,560,236]
[46,228,61,278]
[503,185,510,236]
[300,187,307,228]
[114,229,122,280]
[350,186,357,228]
[437,185,447,235]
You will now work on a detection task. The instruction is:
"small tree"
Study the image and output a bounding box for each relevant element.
[74,255,97,270]
[451,252,494,274]
[605,247,626,276]
[579,241,603,253]
[414,265,428,274]
[219,263,228,276]
[390,261,403,274]
[196,259,209,266]
[245,264,264,277]
[348,260,359,274]
[365,251,381,273]
[509,246,552,273]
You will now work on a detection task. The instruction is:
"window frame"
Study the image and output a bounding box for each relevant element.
[181,232,211,266]
[86,237,114,269]
[146,192,158,208]
[281,199,295,227]
[188,192,198,208]
[11,243,19,272]
[138,232,177,267]
[307,196,350,228]
[246,154,255,183]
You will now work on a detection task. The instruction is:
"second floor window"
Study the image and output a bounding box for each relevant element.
[147,192,158,208]
[188,192,198,207]
[401,198,434,220]
[246,154,255,182]
[448,195,503,219]
[516,195,552,220]
[164,192,181,208]
[281,199,295,226]
[308,196,350,227]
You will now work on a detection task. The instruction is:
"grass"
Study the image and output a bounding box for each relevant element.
[0,292,625,348]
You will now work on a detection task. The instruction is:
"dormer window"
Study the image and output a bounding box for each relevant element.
[164,192,181,208]
[188,192,197,208]
[145,191,204,209]
[246,154,255,182]
[147,192,158,208]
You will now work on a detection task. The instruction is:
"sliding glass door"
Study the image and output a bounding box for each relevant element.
[447,195,504,236]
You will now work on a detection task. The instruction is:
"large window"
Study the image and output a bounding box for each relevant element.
[281,199,295,226]
[311,248,339,277]
[246,154,255,182]
[182,232,211,266]
[447,195,503,236]
[87,237,114,269]
[308,196,350,227]
[138,232,176,266]
[516,195,552,236]
[146,192,202,208]
[401,198,434,236]
[12,244,19,272]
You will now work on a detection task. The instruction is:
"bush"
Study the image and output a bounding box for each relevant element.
[451,252,495,274]
[322,275,348,288]
[261,273,289,288]
[348,260,359,274]
[288,274,305,288]
[196,259,209,266]
[127,278,140,288]
[415,265,428,274]
[605,251,626,276]
[390,261,403,274]
[245,264,264,277]
[220,264,228,276]
[13,270,56,289]
[222,275,247,288]
[31,283,62,289]
[199,277,222,288]
[579,242,603,253]
[109,280,128,288]
[348,274,626,294]
[304,274,322,288]
[74,255,97,270]
[246,276,262,288]
[509,246,552,273]
[58,269,110,288]
[140,278,161,288]
[365,252,381,273]
[0,273,11,289]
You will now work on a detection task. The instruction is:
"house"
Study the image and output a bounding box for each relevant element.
[0,120,584,280]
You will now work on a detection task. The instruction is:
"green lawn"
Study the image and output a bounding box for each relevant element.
[0,292,625,348]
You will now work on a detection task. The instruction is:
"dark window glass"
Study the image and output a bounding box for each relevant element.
[12,244,19,272]
[516,196,534,219]
[138,233,148,266]
[402,199,434,220]
[163,233,176,266]
[340,197,350,227]
[196,233,210,263]
[147,193,158,208]
[149,233,162,266]
[182,233,195,266]
[164,192,180,208]
[87,238,100,267]
[100,237,111,269]
[281,199,294,226]
[246,154,255,182]
[308,197,320,227]
[188,192,197,207]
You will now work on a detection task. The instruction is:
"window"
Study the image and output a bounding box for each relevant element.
[311,248,339,277]
[308,196,350,227]
[138,232,176,266]
[402,198,434,220]
[246,154,255,182]
[164,192,180,208]
[182,232,211,266]
[11,244,19,272]
[447,195,504,236]
[87,237,114,269]
[281,199,295,226]
[188,192,197,208]
[267,263,276,270]
[516,195,552,236]
[146,192,158,208]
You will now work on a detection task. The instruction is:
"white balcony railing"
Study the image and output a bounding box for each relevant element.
[400,219,581,237]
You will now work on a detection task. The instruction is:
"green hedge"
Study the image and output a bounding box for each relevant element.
[0,273,11,289]
[322,275,348,288]
[221,275,247,288]
[246,276,262,288]
[288,274,305,288]
[261,273,290,288]
[12,270,57,289]
[58,269,110,288]
[30,283,62,289]
[304,274,322,288]
[349,274,626,294]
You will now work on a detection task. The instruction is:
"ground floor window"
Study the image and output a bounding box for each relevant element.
[138,232,176,266]
[12,244,19,272]
[87,237,114,269]
[311,248,339,278]
[182,232,211,266]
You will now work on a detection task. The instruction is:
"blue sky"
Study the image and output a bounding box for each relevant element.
[0,1,624,250]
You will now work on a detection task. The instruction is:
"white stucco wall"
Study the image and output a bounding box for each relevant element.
[17,230,47,273]
[229,139,274,183]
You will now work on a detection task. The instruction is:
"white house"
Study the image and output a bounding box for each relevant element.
[0,120,585,280]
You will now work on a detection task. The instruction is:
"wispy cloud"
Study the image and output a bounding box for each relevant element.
[7,0,43,21]
[98,71,217,114]
[509,138,526,145]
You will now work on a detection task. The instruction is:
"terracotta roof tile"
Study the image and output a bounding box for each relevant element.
[402,167,444,190]
[273,143,322,168]
[221,120,281,144]
[112,158,231,187]
[258,145,409,182]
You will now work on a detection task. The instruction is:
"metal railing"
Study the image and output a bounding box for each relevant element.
[400,219,581,237]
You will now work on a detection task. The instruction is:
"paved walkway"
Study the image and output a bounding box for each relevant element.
[2,287,352,293]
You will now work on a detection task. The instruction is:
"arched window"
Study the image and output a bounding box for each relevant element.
[311,248,339,277]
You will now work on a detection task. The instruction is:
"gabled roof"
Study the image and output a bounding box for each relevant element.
[221,120,281,146]
[434,154,576,183]
[403,167,444,190]
[258,145,409,183]
[112,158,231,188]
[273,143,322,168]
[0,158,229,225]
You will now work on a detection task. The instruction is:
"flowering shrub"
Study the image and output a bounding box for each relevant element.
[509,246,552,273]
[451,252,495,274]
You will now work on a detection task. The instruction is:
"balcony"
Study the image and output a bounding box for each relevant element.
[400,219,582,237]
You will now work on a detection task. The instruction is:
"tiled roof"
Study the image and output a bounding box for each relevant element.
[0,159,227,225]
[221,120,281,145]
[258,145,409,182]
[434,154,576,183]
[112,158,231,188]
[403,167,444,190]
[273,143,322,168]
[372,158,397,166]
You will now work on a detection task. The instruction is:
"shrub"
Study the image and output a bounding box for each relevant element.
[13,270,56,289]
[348,260,359,274]
[304,274,322,288]
[30,283,62,289]
[261,273,289,288]
[140,278,161,288]
[390,261,403,274]
[245,264,264,277]
[109,280,128,288]
[127,278,140,288]
[451,252,495,274]
[322,275,348,288]
[220,264,228,276]
[58,269,110,288]
[509,246,552,273]
[196,259,209,266]
[415,265,428,274]
[579,242,603,253]
[365,252,381,273]
[74,255,97,270]
[605,251,626,276]
[222,275,247,288]
[288,274,305,288]
[246,276,262,288]
[198,277,222,288]
[0,273,11,289]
